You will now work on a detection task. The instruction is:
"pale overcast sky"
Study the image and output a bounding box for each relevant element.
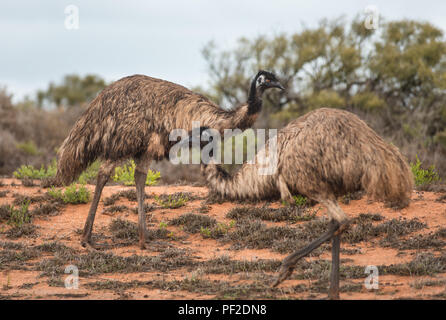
[1,0,445,102]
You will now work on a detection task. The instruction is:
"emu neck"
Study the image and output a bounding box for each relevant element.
[203,163,239,199]
[203,162,270,201]
[247,80,263,115]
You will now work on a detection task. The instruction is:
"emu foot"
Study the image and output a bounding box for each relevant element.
[272,263,296,287]
[334,219,351,235]
[81,234,113,250]
[138,229,151,250]
[81,240,112,251]
[272,219,347,288]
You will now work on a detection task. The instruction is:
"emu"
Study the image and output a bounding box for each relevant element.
[55,71,284,250]
[201,108,413,299]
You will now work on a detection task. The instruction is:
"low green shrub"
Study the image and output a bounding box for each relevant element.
[13,159,57,180]
[48,184,90,204]
[154,193,188,209]
[77,160,101,184]
[411,155,441,187]
[112,160,161,186]
[7,200,31,227]
[293,195,308,207]
[16,141,39,156]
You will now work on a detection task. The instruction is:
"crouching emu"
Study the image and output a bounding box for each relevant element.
[201,108,413,299]
[55,71,284,250]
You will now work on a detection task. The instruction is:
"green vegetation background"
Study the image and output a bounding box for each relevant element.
[1,16,445,186]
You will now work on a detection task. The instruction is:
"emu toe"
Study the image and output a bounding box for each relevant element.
[81,240,110,251]
[272,264,295,288]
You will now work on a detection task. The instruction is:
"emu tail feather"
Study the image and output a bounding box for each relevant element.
[362,145,414,208]
[54,128,99,186]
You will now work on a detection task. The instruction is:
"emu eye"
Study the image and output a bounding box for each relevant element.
[266,79,271,83]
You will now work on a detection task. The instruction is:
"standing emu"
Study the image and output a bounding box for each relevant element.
[55,71,284,250]
[201,108,413,299]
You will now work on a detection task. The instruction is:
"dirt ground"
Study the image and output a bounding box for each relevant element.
[1,178,446,300]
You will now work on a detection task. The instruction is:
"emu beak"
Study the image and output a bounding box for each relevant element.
[274,82,285,91]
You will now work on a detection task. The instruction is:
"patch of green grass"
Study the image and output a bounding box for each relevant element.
[103,189,150,206]
[48,184,90,204]
[170,213,217,233]
[6,224,37,239]
[168,213,235,239]
[226,206,316,223]
[220,217,334,254]
[203,256,281,274]
[340,191,365,204]
[155,193,189,209]
[109,218,138,242]
[13,159,57,180]
[354,213,384,223]
[205,191,226,204]
[12,193,50,206]
[377,218,427,246]
[7,200,31,227]
[130,203,155,214]
[30,202,61,217]
[102,205,130,216]
[390,233,446,250]
[202,221,236,239]
[77,160,101,184]
[0,242,77,270]
[0,205,12,221]
[292,195,307,207]
[225,219,302,253]
[200,227,212,238]
[0,248,39,266]
[16,140,39,156]
[411,155,441,187]
[410,279,446,290]
[109,218,170,244]
[112,160,161,186]
[379,253,446,276]
[159,221,168,229]
[342,217,426,244]
[38,247,194,276]
[21,178,35,187]
[19,282,40,289]
[84,277,291,299]
[0,242,43,270]
[435,228,446,238]
[198,204,211,213]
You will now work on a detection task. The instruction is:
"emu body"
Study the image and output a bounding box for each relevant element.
[55,72,283,249]
[202,108,413,298]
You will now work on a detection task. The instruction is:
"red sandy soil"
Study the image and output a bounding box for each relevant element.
[1,178,446,300]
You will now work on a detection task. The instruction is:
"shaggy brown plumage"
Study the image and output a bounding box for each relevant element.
[56,72,282,185]
[54,71,283,249]
[202,108,414,298]
[203,108,413,211]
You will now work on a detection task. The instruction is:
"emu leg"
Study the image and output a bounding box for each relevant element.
[329,233,341,300]
[135,169,148,249]
[273,219,340,287]
[278,175,294,204]
[81,171,109,249]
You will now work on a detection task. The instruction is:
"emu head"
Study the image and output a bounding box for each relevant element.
[254,70,284,92]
